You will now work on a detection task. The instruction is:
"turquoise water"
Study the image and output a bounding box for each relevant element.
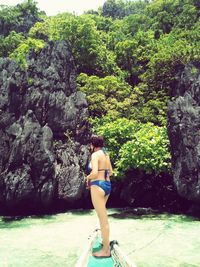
[0,209,199,267]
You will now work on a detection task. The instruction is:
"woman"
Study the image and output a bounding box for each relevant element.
[85,134,113,258]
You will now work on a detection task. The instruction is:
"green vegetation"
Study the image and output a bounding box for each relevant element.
[29,13,120,75]
[92,118,171,176]
[116,122,171,175]
[1,0,199,176]
[0,31,25,57]
[77,73,138,119]
[92,117,140,162]
[0,0,43,37]
[9,37,45,69]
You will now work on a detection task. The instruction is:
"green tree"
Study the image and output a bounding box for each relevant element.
[102,0,125,19]
[115,30,156,85]
[93,117,171,175]
[141,24,200,96]
[93,117,140,162]
[102,0,150,19]
[0,0,43,37]
[77,73,138,119]
[116,122,171,174]
[0,31,25,57]
[29,13,119,75]
[85,14,113,32]
[9,37,45,69]
[145,0,199,33]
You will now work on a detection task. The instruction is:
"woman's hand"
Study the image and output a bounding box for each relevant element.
[85,176,89,188]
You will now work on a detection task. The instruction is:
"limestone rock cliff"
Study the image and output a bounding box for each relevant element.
[167,63,200,203]
[0,41,89,215]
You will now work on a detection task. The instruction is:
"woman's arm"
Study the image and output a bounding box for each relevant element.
[86,153,99,180]
[108,156,113,176]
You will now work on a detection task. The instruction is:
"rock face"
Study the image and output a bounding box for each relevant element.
[167,63,200,203]
[0,41,90,215]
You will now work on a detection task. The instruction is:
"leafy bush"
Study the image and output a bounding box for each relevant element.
[93,117,140,162]
[116,122,171,175]
[77,73,138,118]
[92,117,171,175]
[0,31,25,57]
[9,37,44,69]
[29,13,119,76]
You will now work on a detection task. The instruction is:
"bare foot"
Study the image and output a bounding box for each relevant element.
[92,249,111,258]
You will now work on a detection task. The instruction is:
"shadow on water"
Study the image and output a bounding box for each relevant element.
[0,208,93,229]
[67,208,93,216]
[1,214,58,222]
[0,215,58,229]
[1,207,199,230]
[108,208,200,222]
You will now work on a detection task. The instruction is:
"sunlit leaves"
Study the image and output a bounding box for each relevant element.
[9,37,45,69]
[92,117,171,175]
[93,117,140,162]
[116,122,171,174]
[77,73,138,118]
[0,31,25,57]
[29,13,118,75]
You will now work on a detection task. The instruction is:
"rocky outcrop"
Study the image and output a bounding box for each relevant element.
[167,62,200,203]
[0,41,90,215]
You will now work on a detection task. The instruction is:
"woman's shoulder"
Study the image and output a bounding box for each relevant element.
[91,151,99,158]
[92,148,109,158]
[92,150,104,158]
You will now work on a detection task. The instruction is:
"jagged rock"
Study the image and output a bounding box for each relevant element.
[23,41,89,138]
[1,110,55,211]
[167,62,200,203]
[0,41,90,215]
[54,141,89,202]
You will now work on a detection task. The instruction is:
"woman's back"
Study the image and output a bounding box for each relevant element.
[93,149,112,181]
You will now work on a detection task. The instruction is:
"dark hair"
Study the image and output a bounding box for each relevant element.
[90,134,105,148]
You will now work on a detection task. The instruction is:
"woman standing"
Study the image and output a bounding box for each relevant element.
[85,135,113,258]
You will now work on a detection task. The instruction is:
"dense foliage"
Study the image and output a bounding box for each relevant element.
[1,0,199,176]
[77,73,138,119]
[116,122,171,175]
[92,118,171,175]
[29,13,120,75]
[9,37,45,68]
[0,0,43,37]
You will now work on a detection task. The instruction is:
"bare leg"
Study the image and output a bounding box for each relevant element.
[95,194,110,232]
[90,185,110,257]
[104,194,110,206]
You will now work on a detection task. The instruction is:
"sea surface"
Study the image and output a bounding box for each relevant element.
[0,209,199,267]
